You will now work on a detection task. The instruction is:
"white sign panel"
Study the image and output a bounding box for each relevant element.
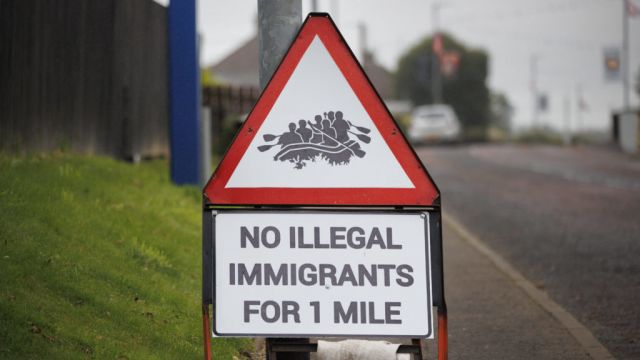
[225,36,414,189]
[213,212,433,337]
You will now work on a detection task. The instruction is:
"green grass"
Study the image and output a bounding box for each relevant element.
[0,152,251,359]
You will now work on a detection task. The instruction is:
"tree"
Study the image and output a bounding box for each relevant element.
[490,92,513,132]
[394,33,491,135]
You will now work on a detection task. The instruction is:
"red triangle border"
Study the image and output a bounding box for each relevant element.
[204,14,439,206]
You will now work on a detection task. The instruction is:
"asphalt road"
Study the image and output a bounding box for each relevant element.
[416,144,640,359]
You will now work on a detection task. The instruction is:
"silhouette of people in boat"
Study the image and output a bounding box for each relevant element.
[320,119,338,146]
[259,110,371,169]
[333,111,350,143]
[278,122,303,146]
[296,119,313,143]
[326,111,336,123]
[310,115,324,144]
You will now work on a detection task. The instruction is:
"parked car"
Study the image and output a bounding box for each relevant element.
[407,104,461,144]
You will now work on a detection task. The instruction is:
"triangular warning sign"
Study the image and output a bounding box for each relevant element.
[204,14,439,206]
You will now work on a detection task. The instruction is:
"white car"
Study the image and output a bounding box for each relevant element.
[408,104,461,144]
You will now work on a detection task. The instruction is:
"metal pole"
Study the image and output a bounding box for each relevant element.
[438,304,448,360]
[623,0,630,110]
[431,49,442,104]
[202,305,212,360]
[530,54,538,128]
[197,32,211,188]
[257,0,302,90]
[358,22,367,61]
[331,0,339,24]
[576,84,583,136]
[431,3,442,104]
[200,107,212,187]
[563,94,572,146]
[257,5,305,359]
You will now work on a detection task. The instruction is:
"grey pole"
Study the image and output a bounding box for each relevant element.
[257,0,302,90]
[431,47,442,104]
[198,33,211,188]
[431,3,442,104]
[331,0,339,24]
[563,94,572,146]
[200,107,212,187]
[622,0,630,110]
[358,22,368,60]
[257,5,305,359]
[530,54,539,128]
[576,84,583,136]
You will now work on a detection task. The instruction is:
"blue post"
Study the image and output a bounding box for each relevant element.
[168,0,200,185]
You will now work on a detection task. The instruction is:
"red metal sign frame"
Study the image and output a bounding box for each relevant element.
[204,14,439,206]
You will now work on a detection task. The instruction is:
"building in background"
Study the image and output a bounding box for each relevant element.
[209,36,260,89]
[207,33,410,115]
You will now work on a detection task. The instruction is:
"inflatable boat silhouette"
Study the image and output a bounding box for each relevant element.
[274,140,365,161]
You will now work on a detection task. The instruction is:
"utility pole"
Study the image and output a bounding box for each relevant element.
[431,3,443,104]
[576,84,584,136]
[358,22,368,61]
[257,0,302,90]
[257,4,305,358]
[331,0,339,24]
[530,54,539,128]
[622,0,630,110]
[563,94,572,146]
[311,0,318,12]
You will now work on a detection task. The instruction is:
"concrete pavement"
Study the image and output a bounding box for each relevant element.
[437,216,608,360]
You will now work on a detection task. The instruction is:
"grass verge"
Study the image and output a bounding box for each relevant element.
[0,152,251,359]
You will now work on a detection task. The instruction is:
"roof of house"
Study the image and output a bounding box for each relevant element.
[209,36,259,88]
[208,35,395,100]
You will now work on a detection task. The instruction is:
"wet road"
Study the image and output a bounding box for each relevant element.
[417,144,640,359]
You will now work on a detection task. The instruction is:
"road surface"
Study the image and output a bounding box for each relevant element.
[417,144,640,359]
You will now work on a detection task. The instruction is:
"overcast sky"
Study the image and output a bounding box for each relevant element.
[165,0,640,132]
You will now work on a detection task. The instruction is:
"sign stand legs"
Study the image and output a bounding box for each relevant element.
[203,304,212,360]
[431,210,448,360]
[412,338,424,360]
[438,304,448,360]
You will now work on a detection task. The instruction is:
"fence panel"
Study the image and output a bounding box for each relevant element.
[0,0,169,159]
[202,85,258,155]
